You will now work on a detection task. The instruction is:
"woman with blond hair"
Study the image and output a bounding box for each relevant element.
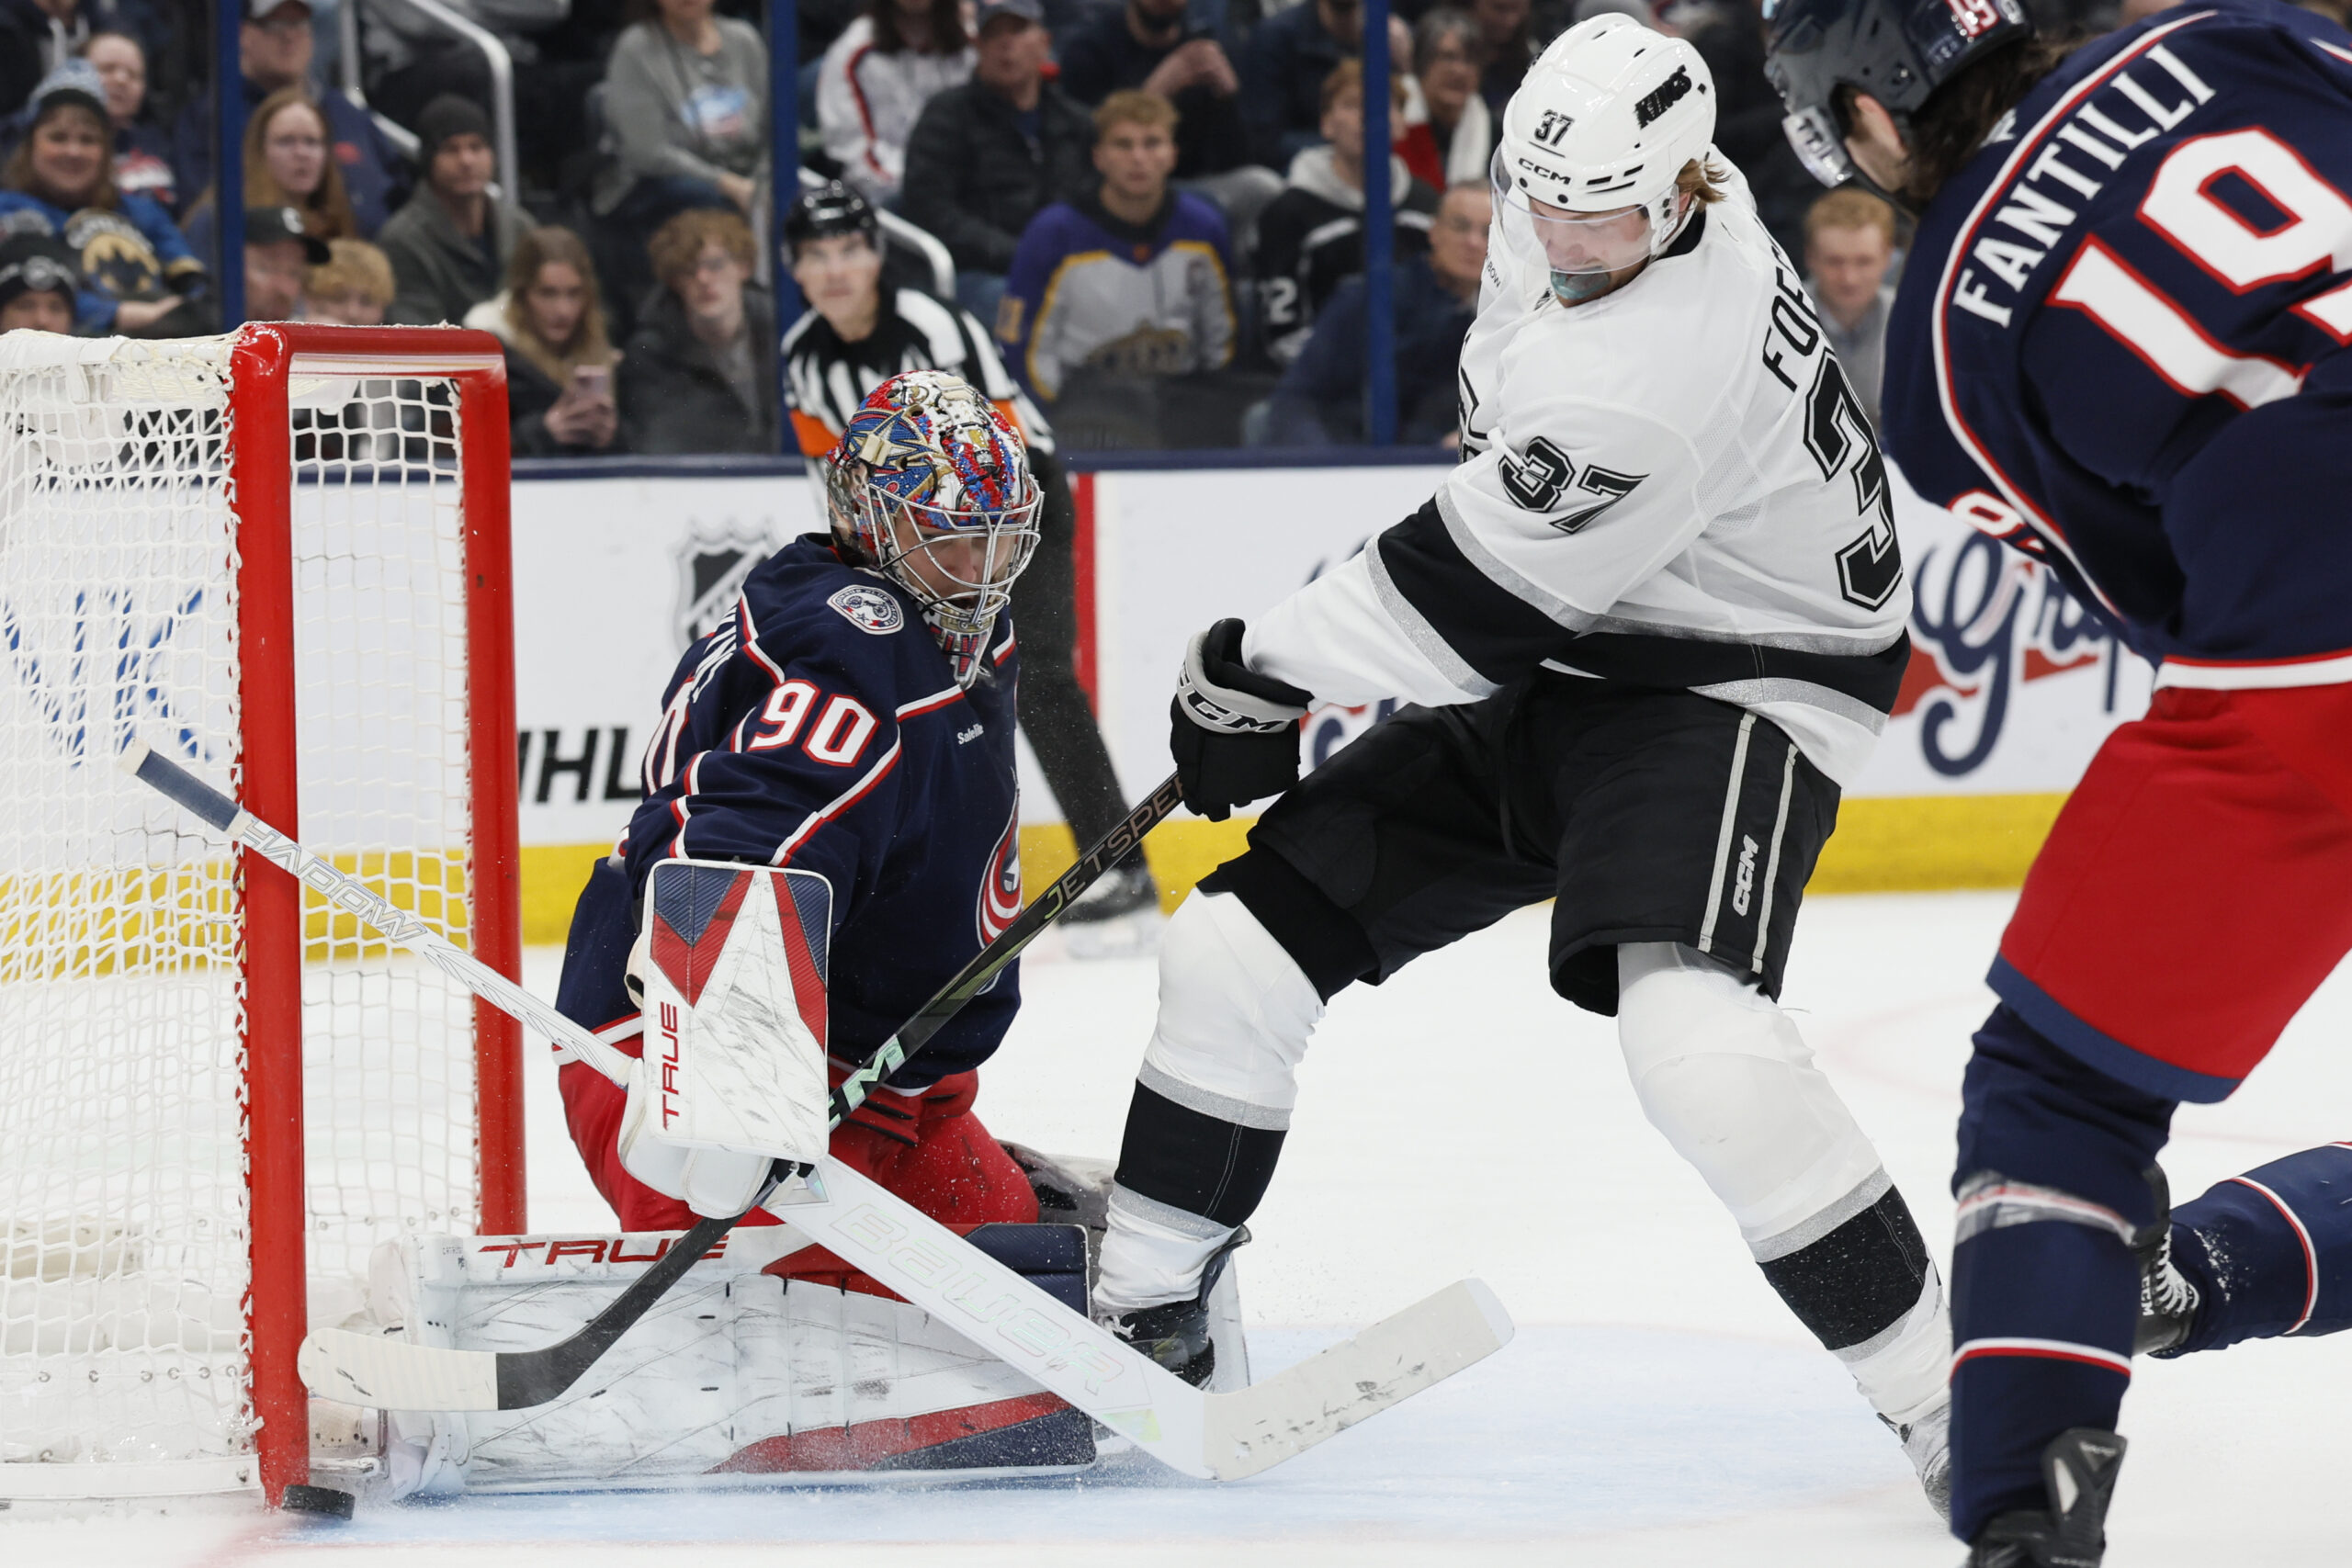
[465,226,626,457]
[184,87,362,259]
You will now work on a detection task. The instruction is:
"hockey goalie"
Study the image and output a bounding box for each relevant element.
[349,371,1239,1496]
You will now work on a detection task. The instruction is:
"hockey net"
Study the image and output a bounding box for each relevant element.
[0,326,522,1502]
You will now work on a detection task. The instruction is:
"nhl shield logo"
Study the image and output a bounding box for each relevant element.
[673,515,783,651]
[828,583,905,636]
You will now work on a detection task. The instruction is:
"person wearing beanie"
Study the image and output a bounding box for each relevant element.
[375,94,524,326]
[0,232,80,334]
[0,60,211,336]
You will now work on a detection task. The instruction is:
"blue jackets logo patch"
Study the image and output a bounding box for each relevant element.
[828,584,905,635]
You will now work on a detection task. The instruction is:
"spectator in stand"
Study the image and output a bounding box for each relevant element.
[620,207,776,455]
[465,225,625,457]
[0,231,79,333]
[183,89,360,261]
[378,96,525,326]
[172,2,402,240]
[779,180,1161,931]
[359,1,595,194]
[1241,0,1411,170]
[1802,186,1897,430]
[2,0,85,121]
[1056,0,1250,185]
[815,0,972,206]
[594,0,769,329]
[1254,60,1434,367]
[597,0,770,223]
[1470,0,1533,118]
[899,0,1093,323]
[1002,90,1233,407]
[305,234,394,324]
[79,30,173,210]
[1265,178,1486,445]
[1396,9,1491,190]
[0,62,207,335]
[241,202,327,321]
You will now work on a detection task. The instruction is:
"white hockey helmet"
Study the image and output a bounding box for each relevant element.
[1493,15,1717,302]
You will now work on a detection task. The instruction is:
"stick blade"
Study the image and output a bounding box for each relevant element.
[1202,1278,1513,1481]
[299,1327,501,1412]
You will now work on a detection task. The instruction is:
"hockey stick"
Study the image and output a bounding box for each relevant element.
[126,743,1513,1479]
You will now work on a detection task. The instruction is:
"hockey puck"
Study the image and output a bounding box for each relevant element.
[279,1483,355,1520]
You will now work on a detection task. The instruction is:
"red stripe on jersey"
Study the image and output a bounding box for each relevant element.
[2228,1176,2320,1331]
[771,739,903,867]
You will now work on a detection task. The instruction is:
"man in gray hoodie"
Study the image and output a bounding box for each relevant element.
[378,96,525,327]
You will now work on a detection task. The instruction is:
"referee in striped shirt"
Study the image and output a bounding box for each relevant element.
[782,182,1159,939]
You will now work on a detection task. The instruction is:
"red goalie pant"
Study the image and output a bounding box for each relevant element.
[559,1044,1040,1292]
[1990,682,2352,1102]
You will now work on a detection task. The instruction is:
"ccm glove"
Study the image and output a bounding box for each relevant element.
[1170,618,1313,820]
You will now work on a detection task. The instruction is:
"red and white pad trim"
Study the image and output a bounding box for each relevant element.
[1952,1337,2133,1376]
[2229,1175,2320,1333]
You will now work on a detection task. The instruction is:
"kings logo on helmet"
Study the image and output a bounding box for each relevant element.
[1634,65,1695,129]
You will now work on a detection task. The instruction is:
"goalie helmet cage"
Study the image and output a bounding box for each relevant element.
[0,324,523,1506]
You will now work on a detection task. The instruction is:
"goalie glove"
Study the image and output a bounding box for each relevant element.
[1170,618,1313,821]
[617,860,835,1219]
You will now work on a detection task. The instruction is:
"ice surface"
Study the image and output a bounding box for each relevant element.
[8,890,2352,1564]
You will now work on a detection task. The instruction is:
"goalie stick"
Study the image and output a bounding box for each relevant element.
[124,742,1512,1481]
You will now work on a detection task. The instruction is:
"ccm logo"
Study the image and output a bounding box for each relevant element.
[1732,834,1759,917]
[659,1001,683,1128]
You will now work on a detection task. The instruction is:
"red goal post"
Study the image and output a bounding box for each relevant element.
[0,323,523,1506]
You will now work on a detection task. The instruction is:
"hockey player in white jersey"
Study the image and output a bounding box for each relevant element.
[1091,16,1954,1512]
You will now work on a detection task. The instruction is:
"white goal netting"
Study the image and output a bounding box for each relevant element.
[0,333,503,1497]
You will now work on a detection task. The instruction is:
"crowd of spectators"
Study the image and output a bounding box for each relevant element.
[1,0,2168,457]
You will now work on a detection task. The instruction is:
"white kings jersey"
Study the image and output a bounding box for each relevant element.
[1244,159,1910,786]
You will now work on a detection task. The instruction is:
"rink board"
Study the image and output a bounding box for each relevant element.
[503,463,2150,939]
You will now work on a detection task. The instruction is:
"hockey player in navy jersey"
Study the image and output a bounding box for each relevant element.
[554,369,1047,1249]
[1090,17,1963,1517]
[1766,0,2352,1558]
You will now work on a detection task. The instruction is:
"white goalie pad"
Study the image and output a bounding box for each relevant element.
[635,859,834,1167]
[335,1223,1102,1496]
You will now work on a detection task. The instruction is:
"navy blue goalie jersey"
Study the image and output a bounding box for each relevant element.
[556,535,1023,1089]
[1881,0,2352,679]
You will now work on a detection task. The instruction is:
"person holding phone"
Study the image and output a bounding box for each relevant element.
[466,224,625,457]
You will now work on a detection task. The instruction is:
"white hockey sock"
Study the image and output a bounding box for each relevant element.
[1838,1268,1951,1427]
[1093,891,1320,1317]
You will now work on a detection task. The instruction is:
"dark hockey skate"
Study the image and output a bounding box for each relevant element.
[1965,1427,2128,1568]
[1099,1227,1249,1388]
[2132,1168,2200,1358]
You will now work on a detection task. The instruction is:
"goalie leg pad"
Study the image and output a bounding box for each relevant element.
[368,1224,1097,1495]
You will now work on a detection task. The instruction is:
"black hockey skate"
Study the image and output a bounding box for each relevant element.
[1063,863,1159,924]
[1099,1227,1248,1388]
[2132,1168,2200,1358]
[1965,1427,2128,1568]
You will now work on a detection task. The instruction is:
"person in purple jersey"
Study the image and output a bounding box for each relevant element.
[553,369,1049,1246]
[1765,0,2352,1560]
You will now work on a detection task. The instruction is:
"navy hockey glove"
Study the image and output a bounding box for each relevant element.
[1170,618,1312,821]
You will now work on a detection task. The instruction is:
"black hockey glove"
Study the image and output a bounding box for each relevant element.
[1170,618,1313,821]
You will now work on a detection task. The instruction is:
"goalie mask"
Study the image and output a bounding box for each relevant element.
[1494,15,1716,305]
[825,370,1043,686]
